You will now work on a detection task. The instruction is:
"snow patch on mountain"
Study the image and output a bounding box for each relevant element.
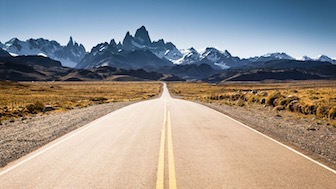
[316,55,334,63]
[297,56,313,61]
[164,48,183,63]
[200,47,225,62]
[174,48,200,65]
[249,52,294,62]
[38,53,48,57]
[214,62,230,69]
[9,52,18,56]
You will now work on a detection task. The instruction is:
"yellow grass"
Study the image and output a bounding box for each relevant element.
[0,81,161,122]
[168,80,336,127]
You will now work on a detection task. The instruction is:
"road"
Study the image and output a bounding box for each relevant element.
[0,83,335,188]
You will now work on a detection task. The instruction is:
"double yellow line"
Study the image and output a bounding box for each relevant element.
[156,103,177,189]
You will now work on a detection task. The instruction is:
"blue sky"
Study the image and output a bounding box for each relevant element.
[0,0,335,58]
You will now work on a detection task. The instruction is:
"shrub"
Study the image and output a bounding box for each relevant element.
[266,92,283,107]
[286,100,299,112]
[247,96,259,104]
[274,105,285,111]
[260,98,266,104]
[328,106,336,120]
[90,97,108,102]
[230,94,240,101]
[239,94,247,101]
[316,105,329,118]
[26,101,45,114]
[280,96,299,106]
[236,99,245,107]
[302,104,316,115]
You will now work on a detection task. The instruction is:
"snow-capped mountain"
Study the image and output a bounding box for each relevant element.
[174,48,201,65]
[4,26,333,71]
[316,55,334,63]
[172,47,243,69]
[121,26,183,62]
[297,55,335,64]
[2,37,87,67]
[77,26,182,69]
[76,35,173,70]
[248,52,294,62]
[297,55,313,61]
[79,26,306,70]
[199,47,243,69]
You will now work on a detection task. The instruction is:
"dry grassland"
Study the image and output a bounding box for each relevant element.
[0,81,161,123]
[168,80,336,127]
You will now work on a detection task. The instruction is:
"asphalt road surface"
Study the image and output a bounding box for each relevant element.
[0,83,335,188]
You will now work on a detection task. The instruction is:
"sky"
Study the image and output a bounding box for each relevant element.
[0,0,335,58]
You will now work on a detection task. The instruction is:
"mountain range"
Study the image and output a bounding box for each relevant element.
[1,37,86,67]
[1,26,336,81]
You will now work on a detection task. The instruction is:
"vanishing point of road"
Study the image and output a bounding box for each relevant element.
[0,83,335,188]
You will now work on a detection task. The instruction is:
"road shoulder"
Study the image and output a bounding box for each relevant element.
[0,101,136,167]
[194,101,336,170]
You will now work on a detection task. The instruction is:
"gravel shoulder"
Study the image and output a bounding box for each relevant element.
[0,101,137,167]
[198,101,336,170]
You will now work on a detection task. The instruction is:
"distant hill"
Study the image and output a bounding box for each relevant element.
[0,49,11,57]
[0,55,62,67]
[164,63,219,80]
[205,65,336,83]
[224,70,323,81]
[0,56,184,81]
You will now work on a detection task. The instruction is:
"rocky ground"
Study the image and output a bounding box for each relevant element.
[0,101,136,167]
[200,102,336,170]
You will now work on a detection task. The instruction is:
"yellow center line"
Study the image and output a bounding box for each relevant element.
[167,110,177,189]
[156,103,177,189]
[156,103,166,189]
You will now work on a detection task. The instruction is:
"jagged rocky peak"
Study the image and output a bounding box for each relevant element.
[317,55,333,62]
[67,36,74,46]
[134,26,151,45]
[153,39,165,46]
[223,50,232,57]
[7,37,20,44]
[122,31,135,50]
[110,39,117,46]
[188,47,199,54]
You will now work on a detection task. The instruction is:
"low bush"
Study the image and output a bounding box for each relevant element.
[302,104,316,115]
[230,94,241,101]
[90,97,108,102]
[328,106,336,120]
[247,96,260,104]
[286,100,299,112]
[274,105,285,111]
[280,96,299,106]
[26,101,45,114]
[266,92,283,107]
[236,99,245,107]
[260,98,266,104]
[316,105,329,118]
